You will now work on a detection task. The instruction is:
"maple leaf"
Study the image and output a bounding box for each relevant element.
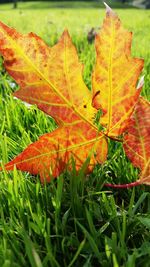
[0,21,107,181]
[123,97,150,185]
[92,4,144,137]
[0,6,148,184]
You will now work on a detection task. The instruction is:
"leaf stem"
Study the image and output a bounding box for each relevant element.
[103,132,123,142]
[104,181,141,188]
[107,135,123,142]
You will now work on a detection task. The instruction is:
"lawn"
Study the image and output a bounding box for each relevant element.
[0,1,150,267]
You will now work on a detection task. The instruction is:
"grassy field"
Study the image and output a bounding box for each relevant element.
[0,1,150,267]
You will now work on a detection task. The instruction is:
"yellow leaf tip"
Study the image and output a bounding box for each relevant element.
[104,2,111,12]
[104,2,116,16]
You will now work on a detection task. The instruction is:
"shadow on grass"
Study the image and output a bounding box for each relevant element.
[0,1,136,10]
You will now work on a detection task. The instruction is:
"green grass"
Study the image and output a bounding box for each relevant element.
[0,2,150,266]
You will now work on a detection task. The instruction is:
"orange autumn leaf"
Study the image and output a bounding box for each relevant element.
[0,20,107,180]
[0,23,95,125]
[92,5,144,137]
[123,97,150,185]
[0,6,149,185]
